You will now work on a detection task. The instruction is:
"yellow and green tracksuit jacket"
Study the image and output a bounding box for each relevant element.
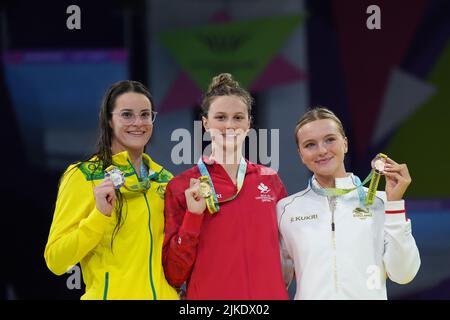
[44,151,179,300]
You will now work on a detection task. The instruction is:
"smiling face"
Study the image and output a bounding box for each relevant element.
[110,92,153,155]
[296,119,348,179]
[202,95,250,154]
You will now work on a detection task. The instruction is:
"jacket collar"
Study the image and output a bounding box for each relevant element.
[199,155,257,174]
[111,150,163,179]
[312,173,358,189]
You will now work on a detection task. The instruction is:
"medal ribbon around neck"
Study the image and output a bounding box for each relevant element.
[308,152,388,208]
[309,174,372,209]
[197,156,247,214]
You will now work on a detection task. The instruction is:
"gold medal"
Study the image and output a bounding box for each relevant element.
[199,176,212,198]
[198,176,219,213]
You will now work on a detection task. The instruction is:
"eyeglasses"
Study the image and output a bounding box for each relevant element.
[111,110,158,124]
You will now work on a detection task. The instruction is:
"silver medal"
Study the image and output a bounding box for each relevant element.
[105,167,125,189]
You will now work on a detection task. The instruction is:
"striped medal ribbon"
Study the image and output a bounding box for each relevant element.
[309,153,388,208]
[197,157,247,214]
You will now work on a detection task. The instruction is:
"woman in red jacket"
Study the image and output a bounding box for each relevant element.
[162,73,288,300]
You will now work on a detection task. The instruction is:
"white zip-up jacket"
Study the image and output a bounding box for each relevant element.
[277,174,420,300]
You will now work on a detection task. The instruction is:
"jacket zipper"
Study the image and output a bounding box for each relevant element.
[103,271,109,300]
[127,159,157,300]
[143,193,157,300]
[328,196,338,293]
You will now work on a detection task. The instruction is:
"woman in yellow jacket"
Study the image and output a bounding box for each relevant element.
[44,80,178,300]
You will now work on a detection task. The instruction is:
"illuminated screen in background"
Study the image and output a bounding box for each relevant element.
[4,49,128,170]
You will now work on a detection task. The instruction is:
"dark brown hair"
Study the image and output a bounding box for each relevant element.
[64,80,154,251]
[200,73,253,118]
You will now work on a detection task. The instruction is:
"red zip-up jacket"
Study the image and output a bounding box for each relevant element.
[162,158,288,300]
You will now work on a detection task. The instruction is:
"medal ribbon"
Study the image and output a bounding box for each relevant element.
[309,153,388,208]
[197,156,247,214]
[140,161,148,179]
[105,160,153,193]
[365,153,387,206]
[122,159,152,192]
[309,172,374,208]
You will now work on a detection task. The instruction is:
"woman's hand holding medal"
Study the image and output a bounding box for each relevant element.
[94,177,116,217]
[185,178,207,214]
[383,158,412,201]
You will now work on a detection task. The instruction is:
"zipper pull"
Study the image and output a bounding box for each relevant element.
[331,222,335,231]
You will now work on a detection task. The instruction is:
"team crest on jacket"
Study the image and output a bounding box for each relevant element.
[255,183,275,202]
[257,183,271,193]
[353,207,372,220]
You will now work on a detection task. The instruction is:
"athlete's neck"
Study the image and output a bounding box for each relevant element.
[211,149,242,184]
[315,172,348,188]
[111,143,144,177]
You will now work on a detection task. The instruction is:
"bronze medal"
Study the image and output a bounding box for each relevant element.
[371,154,387,175]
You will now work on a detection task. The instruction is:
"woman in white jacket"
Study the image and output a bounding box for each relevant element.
[277,107,420,300]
